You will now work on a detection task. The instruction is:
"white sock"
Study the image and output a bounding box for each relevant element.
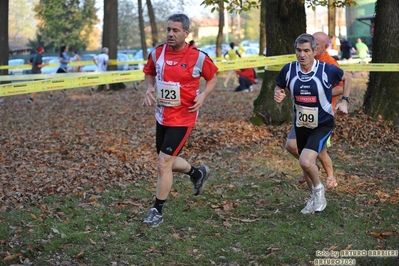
[313,183,323,190]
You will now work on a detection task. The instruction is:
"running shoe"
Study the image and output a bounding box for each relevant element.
[301,194,314,214]
[326,177,338,189]
[142,208,163,227]
[313,185,327,212]
[191,165,210,196]
[223,81,227,88]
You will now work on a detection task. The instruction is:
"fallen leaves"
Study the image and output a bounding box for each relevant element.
[73,250,84,259]
[210,200,238,211]
[0,84,397,213]
[370,231,396,239]
[230,217,260,223]
[3,252,23,262]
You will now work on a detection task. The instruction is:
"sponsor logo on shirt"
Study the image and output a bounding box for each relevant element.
[300,90,312,95]
[295,96,317,103]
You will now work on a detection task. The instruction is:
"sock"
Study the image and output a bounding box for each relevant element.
[153,198,166,214]
[187,165,201,181]
[313,183,323,190]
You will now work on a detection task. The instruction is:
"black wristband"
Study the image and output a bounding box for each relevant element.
[341,96,350,103]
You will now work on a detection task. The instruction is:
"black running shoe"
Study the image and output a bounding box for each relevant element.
[191,165,210,196]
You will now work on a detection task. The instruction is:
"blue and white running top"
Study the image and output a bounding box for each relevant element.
[276,59,344,128]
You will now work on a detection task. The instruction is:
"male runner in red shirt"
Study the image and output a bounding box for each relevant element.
[142,14,219,227]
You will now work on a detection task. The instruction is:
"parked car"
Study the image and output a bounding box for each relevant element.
[198,44,229,58]
[81,53,129,72]
[41,59,60,74]
[198,46,216,57]
[117,53,129,71]
[8,59,25,75]
[38,56,74,73]
[80,54,96,72]
[41,56,59,64]
[240,46,260,57]
[118,49,138,59]
[241,40,259,48]
[131,48,154,70]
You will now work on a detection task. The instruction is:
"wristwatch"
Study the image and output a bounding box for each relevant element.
[341,96,350,103]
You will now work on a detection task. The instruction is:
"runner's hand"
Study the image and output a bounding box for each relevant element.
[274,89,286,103]
[143,87,156,106]
[188,93,205,112]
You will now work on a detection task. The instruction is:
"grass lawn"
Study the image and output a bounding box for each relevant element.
[0,72,398,265]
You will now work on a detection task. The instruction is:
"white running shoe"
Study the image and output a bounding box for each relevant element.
[313,185,327,212]
[142,208,163,227]
[301,194,315,214]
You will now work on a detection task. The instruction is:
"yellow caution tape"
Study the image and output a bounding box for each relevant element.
[339,63,399,72]
[215,55,296,71]
[0,59,148,71]
[0,72,99,82]
[2,55,399,72]
[0,70,144,97]
[1,54,399,98]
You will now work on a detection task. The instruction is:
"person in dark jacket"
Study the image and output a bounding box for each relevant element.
[340,38,352,60]
[234,68,257,92]
[27,45,49,103]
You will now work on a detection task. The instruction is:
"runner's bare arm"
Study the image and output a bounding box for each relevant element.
[143,75,157,106]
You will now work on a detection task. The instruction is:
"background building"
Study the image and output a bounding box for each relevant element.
[346,0,375,48]
[306,0,375,52]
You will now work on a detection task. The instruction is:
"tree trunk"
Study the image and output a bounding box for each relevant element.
[216,0,224,58]
[259,0,266,55]
[327,0,336,37]
[138,0,148,59]
[0,0,8,77]
[146,0,158,47]
[363,0,399,125]
[252,0,306,125]
[103,0,125,90]
[103,0,117,70]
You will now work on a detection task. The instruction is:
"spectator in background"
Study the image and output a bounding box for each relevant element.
[329,35,340,56]
[355,38,369,64]
[234,68,257,92]
[236,40,245,55]
[189,39,195,47]
[27,45,49,103]
[91,47,110,94]
[57,46,69,73]
[327,35,340,60]
[223,42,241,88]
[71,50,82,72]
[340,37,352,60]
[54,45,70,97]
